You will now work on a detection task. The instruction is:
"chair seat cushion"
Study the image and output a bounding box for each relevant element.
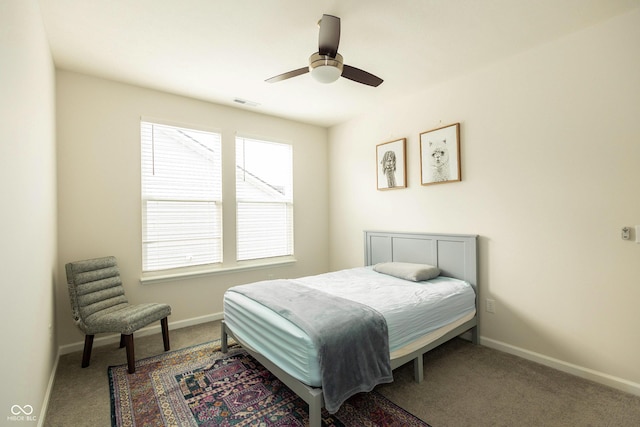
[83,302,171,335]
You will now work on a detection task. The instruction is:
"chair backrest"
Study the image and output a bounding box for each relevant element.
[65,256,129,332]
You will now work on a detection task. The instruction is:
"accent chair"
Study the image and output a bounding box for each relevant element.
[65,256,171,374]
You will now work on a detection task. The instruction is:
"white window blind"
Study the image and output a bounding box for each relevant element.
[236,136,293,261]
[141,121,222,271]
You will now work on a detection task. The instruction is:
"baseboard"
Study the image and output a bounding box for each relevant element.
[480,336,640,397]
[37,348,60,427]
[57,311,224,355]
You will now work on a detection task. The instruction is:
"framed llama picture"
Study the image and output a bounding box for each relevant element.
[376,138,406,190]
[420,123,461,185]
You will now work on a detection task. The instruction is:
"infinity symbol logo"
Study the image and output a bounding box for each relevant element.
[11,405,34,415]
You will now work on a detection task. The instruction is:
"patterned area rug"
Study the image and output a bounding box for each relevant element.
[109,340,431,426]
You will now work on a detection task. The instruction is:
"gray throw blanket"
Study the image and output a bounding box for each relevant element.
[228,279,393,413]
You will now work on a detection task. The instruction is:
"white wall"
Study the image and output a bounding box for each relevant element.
[328,8,640,392]
[0,0,57,422]
[55,71,329,348]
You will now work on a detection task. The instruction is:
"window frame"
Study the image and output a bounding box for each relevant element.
[139,120,297,284]
[235,135,295,262]
[140,119,223,273]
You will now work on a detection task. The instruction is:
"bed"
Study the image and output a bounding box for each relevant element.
[221,231,478,427]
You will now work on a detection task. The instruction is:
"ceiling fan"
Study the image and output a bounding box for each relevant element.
[266,14,383,87]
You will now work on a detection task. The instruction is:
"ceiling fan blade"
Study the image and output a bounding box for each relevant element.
[318,14,340,57]
[342,65,383,87]
[265,67,309,83]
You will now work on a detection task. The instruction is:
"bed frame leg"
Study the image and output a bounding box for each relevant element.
[413,356,424,383]
[471,325,479,344]
[308,393,323,427]
[221,321,228,353]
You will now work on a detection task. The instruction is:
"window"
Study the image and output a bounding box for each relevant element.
[236,136,293,261]
[141,121,222,271]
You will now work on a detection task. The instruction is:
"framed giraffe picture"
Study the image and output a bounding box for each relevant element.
[420,123,461,185]
[376,138,407,190]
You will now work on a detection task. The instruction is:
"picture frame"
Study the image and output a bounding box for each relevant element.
[376,138,406,190]
[420,123,461,185]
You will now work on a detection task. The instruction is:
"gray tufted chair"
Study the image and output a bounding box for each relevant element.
[65,256,171,374]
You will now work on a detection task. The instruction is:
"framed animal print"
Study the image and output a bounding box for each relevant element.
[420,123,461,185]
[376,138,406,190]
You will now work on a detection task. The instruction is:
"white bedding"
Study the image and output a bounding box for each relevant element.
[223,266,476,387]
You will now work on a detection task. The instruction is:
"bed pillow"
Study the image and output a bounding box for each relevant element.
[373,262,440,281]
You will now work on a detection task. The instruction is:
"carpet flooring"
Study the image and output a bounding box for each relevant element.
[45,320,640,426]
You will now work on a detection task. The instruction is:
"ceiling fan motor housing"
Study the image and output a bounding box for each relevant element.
[309,52,343,83]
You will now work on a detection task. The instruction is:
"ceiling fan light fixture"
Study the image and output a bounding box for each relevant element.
[266,15,382,87]
[309,53,343,84]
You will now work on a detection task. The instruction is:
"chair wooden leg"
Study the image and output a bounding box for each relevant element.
[81,335,94,368]
[161,317,170,351]
[119,334,126,348]
[123,334,135,374]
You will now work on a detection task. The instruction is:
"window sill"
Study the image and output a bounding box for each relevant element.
[139,257,297,285]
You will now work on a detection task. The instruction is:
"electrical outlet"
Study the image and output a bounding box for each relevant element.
[486,298,496,314]
[622,227,631,240]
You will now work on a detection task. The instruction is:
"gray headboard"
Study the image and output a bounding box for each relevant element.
[364,231,478,293]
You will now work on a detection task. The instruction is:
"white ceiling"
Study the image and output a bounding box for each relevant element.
[38,0,640,127]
